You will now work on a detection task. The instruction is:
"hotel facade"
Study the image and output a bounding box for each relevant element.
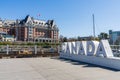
[0,15,59,42]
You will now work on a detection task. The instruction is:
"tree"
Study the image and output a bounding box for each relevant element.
[114,40,119,45]
[98,32,108,40]
[114,36,120,45]
[77,36,82,41]
[63,37,68,42]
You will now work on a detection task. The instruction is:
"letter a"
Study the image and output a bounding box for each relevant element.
[96,40,113,57]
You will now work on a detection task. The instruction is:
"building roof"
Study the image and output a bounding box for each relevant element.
[1,15,59,31]
[109,30,120,33]
[20,15,45,26]
[20,15,33,25]
[3,20,16,27]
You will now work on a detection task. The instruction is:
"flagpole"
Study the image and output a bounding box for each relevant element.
[92,14,95,39]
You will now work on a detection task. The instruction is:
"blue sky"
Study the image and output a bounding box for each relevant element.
[0,0,120,37]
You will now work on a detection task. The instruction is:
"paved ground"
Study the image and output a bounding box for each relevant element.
[0,57,120,80]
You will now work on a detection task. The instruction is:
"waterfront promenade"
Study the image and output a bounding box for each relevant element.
[0,57,120,80]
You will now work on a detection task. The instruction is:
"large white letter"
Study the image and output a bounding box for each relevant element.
[61,42,67,53]
[87,41,95,56]
[71,42,77,54]
[78,41,86,55]
[66,42,72,54]
[96,40,113,58]
[87,41,99,56]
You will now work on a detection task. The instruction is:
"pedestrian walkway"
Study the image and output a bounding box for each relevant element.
[0,57,120,80]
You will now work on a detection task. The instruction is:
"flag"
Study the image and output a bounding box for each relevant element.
[38,14,40,16]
